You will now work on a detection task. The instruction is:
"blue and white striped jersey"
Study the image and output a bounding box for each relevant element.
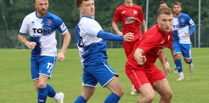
[172,13,196,44]
[19,11,68,56]
[75,16,108,67]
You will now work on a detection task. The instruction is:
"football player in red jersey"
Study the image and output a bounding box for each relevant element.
[126,7,173,103]
[159,1,178,73]
[112,0,146,95]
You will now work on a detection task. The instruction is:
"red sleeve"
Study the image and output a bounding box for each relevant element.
[138,7,144,21]
[138,32,160,53]
[113,8,121,23]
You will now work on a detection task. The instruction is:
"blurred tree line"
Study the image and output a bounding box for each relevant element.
[0,0,209,47]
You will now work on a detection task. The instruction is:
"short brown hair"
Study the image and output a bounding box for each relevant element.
[172,2,182,7]
[160,1,166,5]
[157,7,173,16]
[76,0,88,7]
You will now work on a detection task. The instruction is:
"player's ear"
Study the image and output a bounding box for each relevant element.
[34,3,37,8]
[79,7,83,12]
[156,18,159,24]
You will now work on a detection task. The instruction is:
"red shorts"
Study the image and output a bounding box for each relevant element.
[123,39,140,58]
[125,63,166,94]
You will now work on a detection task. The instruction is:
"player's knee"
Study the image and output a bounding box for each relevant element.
[163,90,173,100]
[175,54,181,59]
[145,94,155,102]
[118,88,124,97]
[142,93,155,102]
[114,87,124,97]
[38,82,47,88]
[184,58,191,63]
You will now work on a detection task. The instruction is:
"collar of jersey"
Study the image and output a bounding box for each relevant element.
[173,12,182,18]
[82,16,93,19]
[35,11,49,19]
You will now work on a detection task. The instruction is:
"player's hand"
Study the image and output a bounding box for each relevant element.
[58,52,65,62]
[25,41,37,50]
[124,32,134,42]
[116,31,123,35]
[185,33,190,37]
[163,63,170,75]
[134,49,146,65]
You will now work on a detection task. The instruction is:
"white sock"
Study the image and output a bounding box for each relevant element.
[179,72,184,78]
[53,93,61,101]
[132,85,136,91]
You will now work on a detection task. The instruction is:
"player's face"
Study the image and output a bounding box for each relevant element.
[173,5,182,15]
[157,14,173,33]
[35,0,49,17]
[160,3,168,8]
[79,0,95,18]
[125,0,133,3]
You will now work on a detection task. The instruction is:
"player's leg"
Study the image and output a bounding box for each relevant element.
[38,56,64,103]
[74,86,95,103]
[173,41,184,81]
[100,62,123,103]
[153,78,173,103]
[38,74,49,103]
[170,49,177,73]
[181,43,193,73]
[125,64,155,103]
[74,65,98,103]
[130,85,137,95]
[87,62,123,103]
[130,40,140,95]
[167,41,177,73]
[31,55,39,91]
[174,53,184,81]
[137,83,155,103]
[105,75,124,103]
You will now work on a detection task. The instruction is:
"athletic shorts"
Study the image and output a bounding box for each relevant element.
[173,41,191,59]
[125,63,166,94]
[31,55,57,80]
[83,62,118,87]
[123,39,140,58]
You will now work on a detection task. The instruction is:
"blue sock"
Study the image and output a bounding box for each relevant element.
[74,95,87,103]
[47,84,56,98]
[186,59,192,64]
[175,59,183,73]
[38,87,48,103]
[104,93,120,103]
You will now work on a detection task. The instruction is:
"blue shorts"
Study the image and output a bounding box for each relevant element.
[31,55,57,80]
[83,62,118,87]
[173,41,191,59]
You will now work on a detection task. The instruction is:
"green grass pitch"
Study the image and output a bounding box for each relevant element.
[0,48,209,103]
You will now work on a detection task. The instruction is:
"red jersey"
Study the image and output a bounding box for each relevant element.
[127,24,173,70]
[113,4,144,41]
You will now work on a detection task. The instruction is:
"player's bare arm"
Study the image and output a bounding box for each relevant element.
[140,20,147,33]
[159,49,170,75]
[58,31,71,62]
[123,32,134,42]
[18,34,37,50]
[134,48,146,65]
[112,21,123,35]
